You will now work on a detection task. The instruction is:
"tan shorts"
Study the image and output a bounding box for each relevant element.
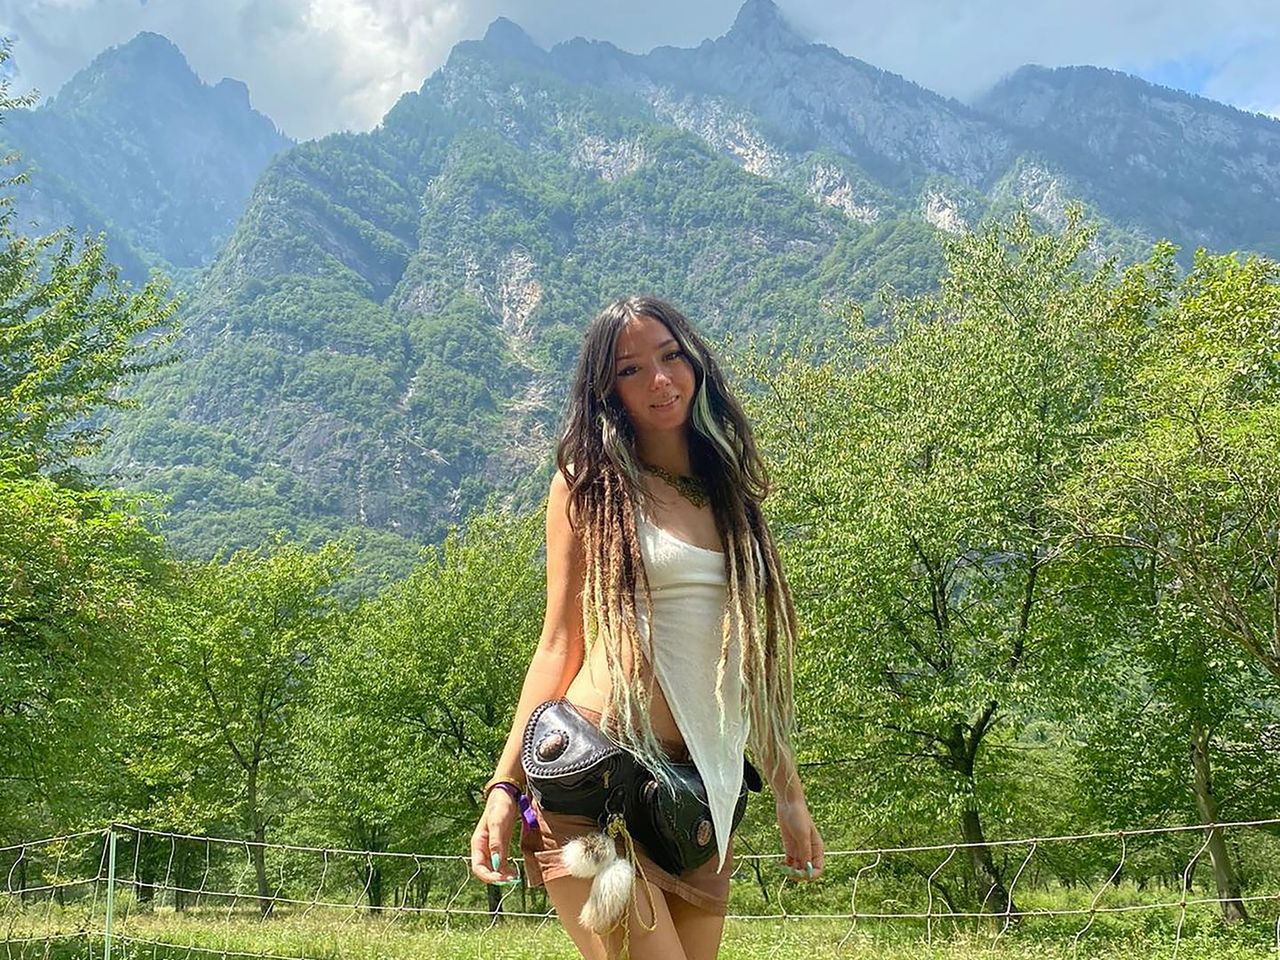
[518,704,734,915]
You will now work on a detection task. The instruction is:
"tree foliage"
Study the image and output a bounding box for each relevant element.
[0,470,163,838]
[747,210,1280,916]
[0,44,179,840]
[293,508,544,865]
[0,193,178,471]
[1062,247,1280,684]
[136,540,350,912]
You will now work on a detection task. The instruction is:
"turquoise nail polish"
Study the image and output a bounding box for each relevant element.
[490,853,501,871]
[805,861,815,877]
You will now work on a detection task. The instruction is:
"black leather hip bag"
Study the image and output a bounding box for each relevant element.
[521,698,762,875]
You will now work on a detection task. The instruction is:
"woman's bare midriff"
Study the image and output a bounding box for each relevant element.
[562,637,685,750]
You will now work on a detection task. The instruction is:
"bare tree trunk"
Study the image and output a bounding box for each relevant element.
[940,704,1016,918]
[178,843,198,913]
[136,841,155,909]
[958,806,1015,916]
[353,824,385,910]
[364,861,383,911]
[1189,724,1248,923]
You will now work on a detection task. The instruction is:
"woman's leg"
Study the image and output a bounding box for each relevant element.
[544,875,688,960]
[667,895,727,960]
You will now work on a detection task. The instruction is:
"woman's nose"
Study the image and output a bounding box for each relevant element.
[652,369,672,389]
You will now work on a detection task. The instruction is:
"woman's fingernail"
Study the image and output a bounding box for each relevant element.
[490,853,501,870]
[806,861,815,877]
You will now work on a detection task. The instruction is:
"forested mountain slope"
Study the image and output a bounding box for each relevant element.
[102,19,944,561]
[89,1,1279,565]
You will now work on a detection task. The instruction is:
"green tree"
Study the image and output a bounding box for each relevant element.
[1076,566,1276,921]
[293,508,543,905]
[0,41,177,840]
[0,471,163,839]
[750,209,1132,913]
[143,540,350,916]
[0,222,177,470]
[1063,247,1280,683]
[1062,246,1280,921]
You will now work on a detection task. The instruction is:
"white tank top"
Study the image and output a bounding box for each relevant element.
[635,510,747,873]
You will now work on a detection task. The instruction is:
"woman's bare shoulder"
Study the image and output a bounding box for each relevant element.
[547,465,580,533]
[549,465,574,500]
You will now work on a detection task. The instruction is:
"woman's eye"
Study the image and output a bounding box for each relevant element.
[665,350,685,362]
[617,365,638,377]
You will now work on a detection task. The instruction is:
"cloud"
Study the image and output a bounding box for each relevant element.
[0,0,478,138]
[0,0,1275,139]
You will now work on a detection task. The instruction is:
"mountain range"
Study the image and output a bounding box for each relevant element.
[0,31,290,282]
[7,0,1277,573]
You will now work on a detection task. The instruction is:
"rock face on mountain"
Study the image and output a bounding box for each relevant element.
[643,2,1014,188]
[2,31,291,277]
[978,65,1280,258]
[85,1,1279,561]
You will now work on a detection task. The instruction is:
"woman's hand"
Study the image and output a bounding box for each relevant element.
[775,794,825,880]
[470,790,520,884]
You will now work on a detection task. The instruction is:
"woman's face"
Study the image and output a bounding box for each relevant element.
[611,314,697,436]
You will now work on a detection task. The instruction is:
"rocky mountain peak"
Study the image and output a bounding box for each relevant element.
[214,77,252,111]
[726,0,806,47]
[115,30,187,66]
[5,30,289,273]
[481,17,547,64]
[53,30,197,110]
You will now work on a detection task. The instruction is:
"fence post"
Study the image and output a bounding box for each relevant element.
[104,826,117,960]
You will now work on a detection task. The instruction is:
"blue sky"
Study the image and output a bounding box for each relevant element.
[1,0,1277,140]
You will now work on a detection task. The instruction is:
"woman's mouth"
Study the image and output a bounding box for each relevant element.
[651,396,680,410]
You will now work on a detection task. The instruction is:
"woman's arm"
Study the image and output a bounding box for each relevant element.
[760,736,826,880]
[470,470,585,884]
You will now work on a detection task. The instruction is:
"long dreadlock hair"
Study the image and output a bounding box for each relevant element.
[554,295,799,783]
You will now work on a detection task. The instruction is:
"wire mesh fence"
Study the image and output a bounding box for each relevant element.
[3,819,1279,958]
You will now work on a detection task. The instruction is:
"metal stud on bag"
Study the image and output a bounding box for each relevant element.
[537,731,568,761]
[694,818,713,847]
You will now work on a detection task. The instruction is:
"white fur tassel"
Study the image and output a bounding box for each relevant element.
[579,857,635,934]
[562,831,634,934]
[562,832,616,879]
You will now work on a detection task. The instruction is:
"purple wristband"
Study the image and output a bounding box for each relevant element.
[492,782,539,830]
[518,792,539,830]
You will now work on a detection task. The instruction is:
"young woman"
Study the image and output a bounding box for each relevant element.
[469,296,823,960]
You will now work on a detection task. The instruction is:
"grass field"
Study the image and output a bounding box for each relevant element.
[13,823,1280,958]
[6,897,1278,960]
